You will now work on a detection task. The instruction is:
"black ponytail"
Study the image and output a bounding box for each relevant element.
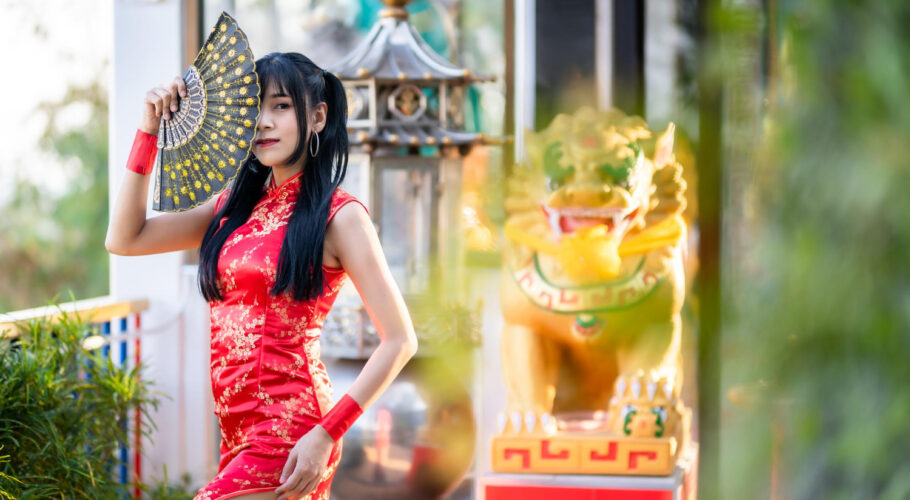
[197,52,349,303]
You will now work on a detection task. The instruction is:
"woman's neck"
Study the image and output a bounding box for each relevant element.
[269,161,305,187]
[270,166,302,187]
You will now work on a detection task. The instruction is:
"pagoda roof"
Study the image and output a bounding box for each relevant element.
[349,124,504,148]
[328,15,494,84]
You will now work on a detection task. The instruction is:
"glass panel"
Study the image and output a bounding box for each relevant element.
[378,167,434,295]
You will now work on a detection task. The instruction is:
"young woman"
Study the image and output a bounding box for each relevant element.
[106,52,418,500]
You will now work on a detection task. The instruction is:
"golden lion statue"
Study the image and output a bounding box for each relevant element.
[499,107,689,445]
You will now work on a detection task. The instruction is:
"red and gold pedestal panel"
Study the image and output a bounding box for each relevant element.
[481,443,697,500]
[492,435,679,475]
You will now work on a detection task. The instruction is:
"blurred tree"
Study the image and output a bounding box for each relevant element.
[721,1,910,498]
[0,76,109,312]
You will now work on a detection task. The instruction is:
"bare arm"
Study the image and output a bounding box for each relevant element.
[106,173,219,255]
[105,76,220,256]
[276,201,418,498]
[325,202,418,410]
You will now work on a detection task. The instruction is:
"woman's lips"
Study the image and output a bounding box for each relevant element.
[256,139,279,148]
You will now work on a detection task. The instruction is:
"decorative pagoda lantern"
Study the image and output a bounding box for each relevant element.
[321,0,499,356]
[320,2,498,497]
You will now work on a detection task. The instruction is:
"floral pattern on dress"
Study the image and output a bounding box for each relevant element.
[195,172,368,500]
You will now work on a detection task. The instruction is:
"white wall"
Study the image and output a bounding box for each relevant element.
[110,0,215,490]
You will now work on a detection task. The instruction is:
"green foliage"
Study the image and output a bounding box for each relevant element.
[137,465,196,500]
[0,310,159,499]
[0,76,110,313]
[721,1,910,498]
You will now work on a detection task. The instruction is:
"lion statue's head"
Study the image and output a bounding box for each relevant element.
[505,107,686,283]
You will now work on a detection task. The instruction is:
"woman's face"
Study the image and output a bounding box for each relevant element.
[253,81,301,168]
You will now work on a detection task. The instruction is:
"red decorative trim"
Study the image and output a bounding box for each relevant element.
[589,441,619,461]
[540,440,569,459]
[628,450,658,470]
[518,269,534,288]
[503,448,531,469]
[559,288,579,304]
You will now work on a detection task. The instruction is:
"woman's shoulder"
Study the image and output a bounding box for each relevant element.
[327,187,369,224]
[324,188,373,268]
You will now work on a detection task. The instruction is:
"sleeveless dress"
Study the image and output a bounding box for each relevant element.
[194,171,367,500]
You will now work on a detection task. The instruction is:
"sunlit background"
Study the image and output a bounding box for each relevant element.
[1,0,909,499]
[0,0,112,310]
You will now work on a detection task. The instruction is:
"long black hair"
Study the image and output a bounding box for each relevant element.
[197,52,349,303]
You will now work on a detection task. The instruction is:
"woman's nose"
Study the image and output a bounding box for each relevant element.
[257,113,273,131]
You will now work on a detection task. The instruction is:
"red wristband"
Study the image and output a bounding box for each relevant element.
[319,394,363,442]
[126,129,159,175]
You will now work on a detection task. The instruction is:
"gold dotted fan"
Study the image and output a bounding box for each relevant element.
[152,11,260,212]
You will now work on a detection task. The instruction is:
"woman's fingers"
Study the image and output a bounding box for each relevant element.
[145,89,163,119]
[152,88,172,120]
[174,75,187,98]
[299,472,321,496]
[276,458,304,498]
[277,466,320,499]
[140,78,186,134]
[167,77,183,113]
[277,470,306,499]
[278,453,297,486]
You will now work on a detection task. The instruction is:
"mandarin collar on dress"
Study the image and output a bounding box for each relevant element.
[264,169,303,198]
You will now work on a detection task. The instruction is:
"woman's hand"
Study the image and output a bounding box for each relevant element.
[275,425,334,499]
[139,76,187,136]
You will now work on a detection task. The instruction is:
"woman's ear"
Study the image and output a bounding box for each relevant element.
[312,102,328,133]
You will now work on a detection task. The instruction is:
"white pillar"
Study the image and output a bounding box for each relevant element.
[596,0,614,110]
[513,0,535,163]
[645,0,681,125]
[110,0,204,490]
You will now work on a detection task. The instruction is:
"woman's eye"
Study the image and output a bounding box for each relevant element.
[275,103,290,109]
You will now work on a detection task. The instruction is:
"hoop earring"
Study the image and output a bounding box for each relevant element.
[309,131,320,157]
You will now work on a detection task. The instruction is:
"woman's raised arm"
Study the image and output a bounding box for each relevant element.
[105,76,220,256]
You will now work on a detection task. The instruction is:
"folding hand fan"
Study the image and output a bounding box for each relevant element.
[152,11,260,212]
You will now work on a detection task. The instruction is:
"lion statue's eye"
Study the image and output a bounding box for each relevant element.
[547,177,565,192]
[600,162,631,187]
[543,141,574,192]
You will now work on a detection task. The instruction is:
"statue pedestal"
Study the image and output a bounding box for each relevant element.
[481,443,697,500]
[492,434,681,475]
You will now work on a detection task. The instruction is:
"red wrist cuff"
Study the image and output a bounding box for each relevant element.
[319,394,363,442]
[126,129,159,175]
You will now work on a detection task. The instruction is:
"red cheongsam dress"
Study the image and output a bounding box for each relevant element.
[194,171,367,500]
